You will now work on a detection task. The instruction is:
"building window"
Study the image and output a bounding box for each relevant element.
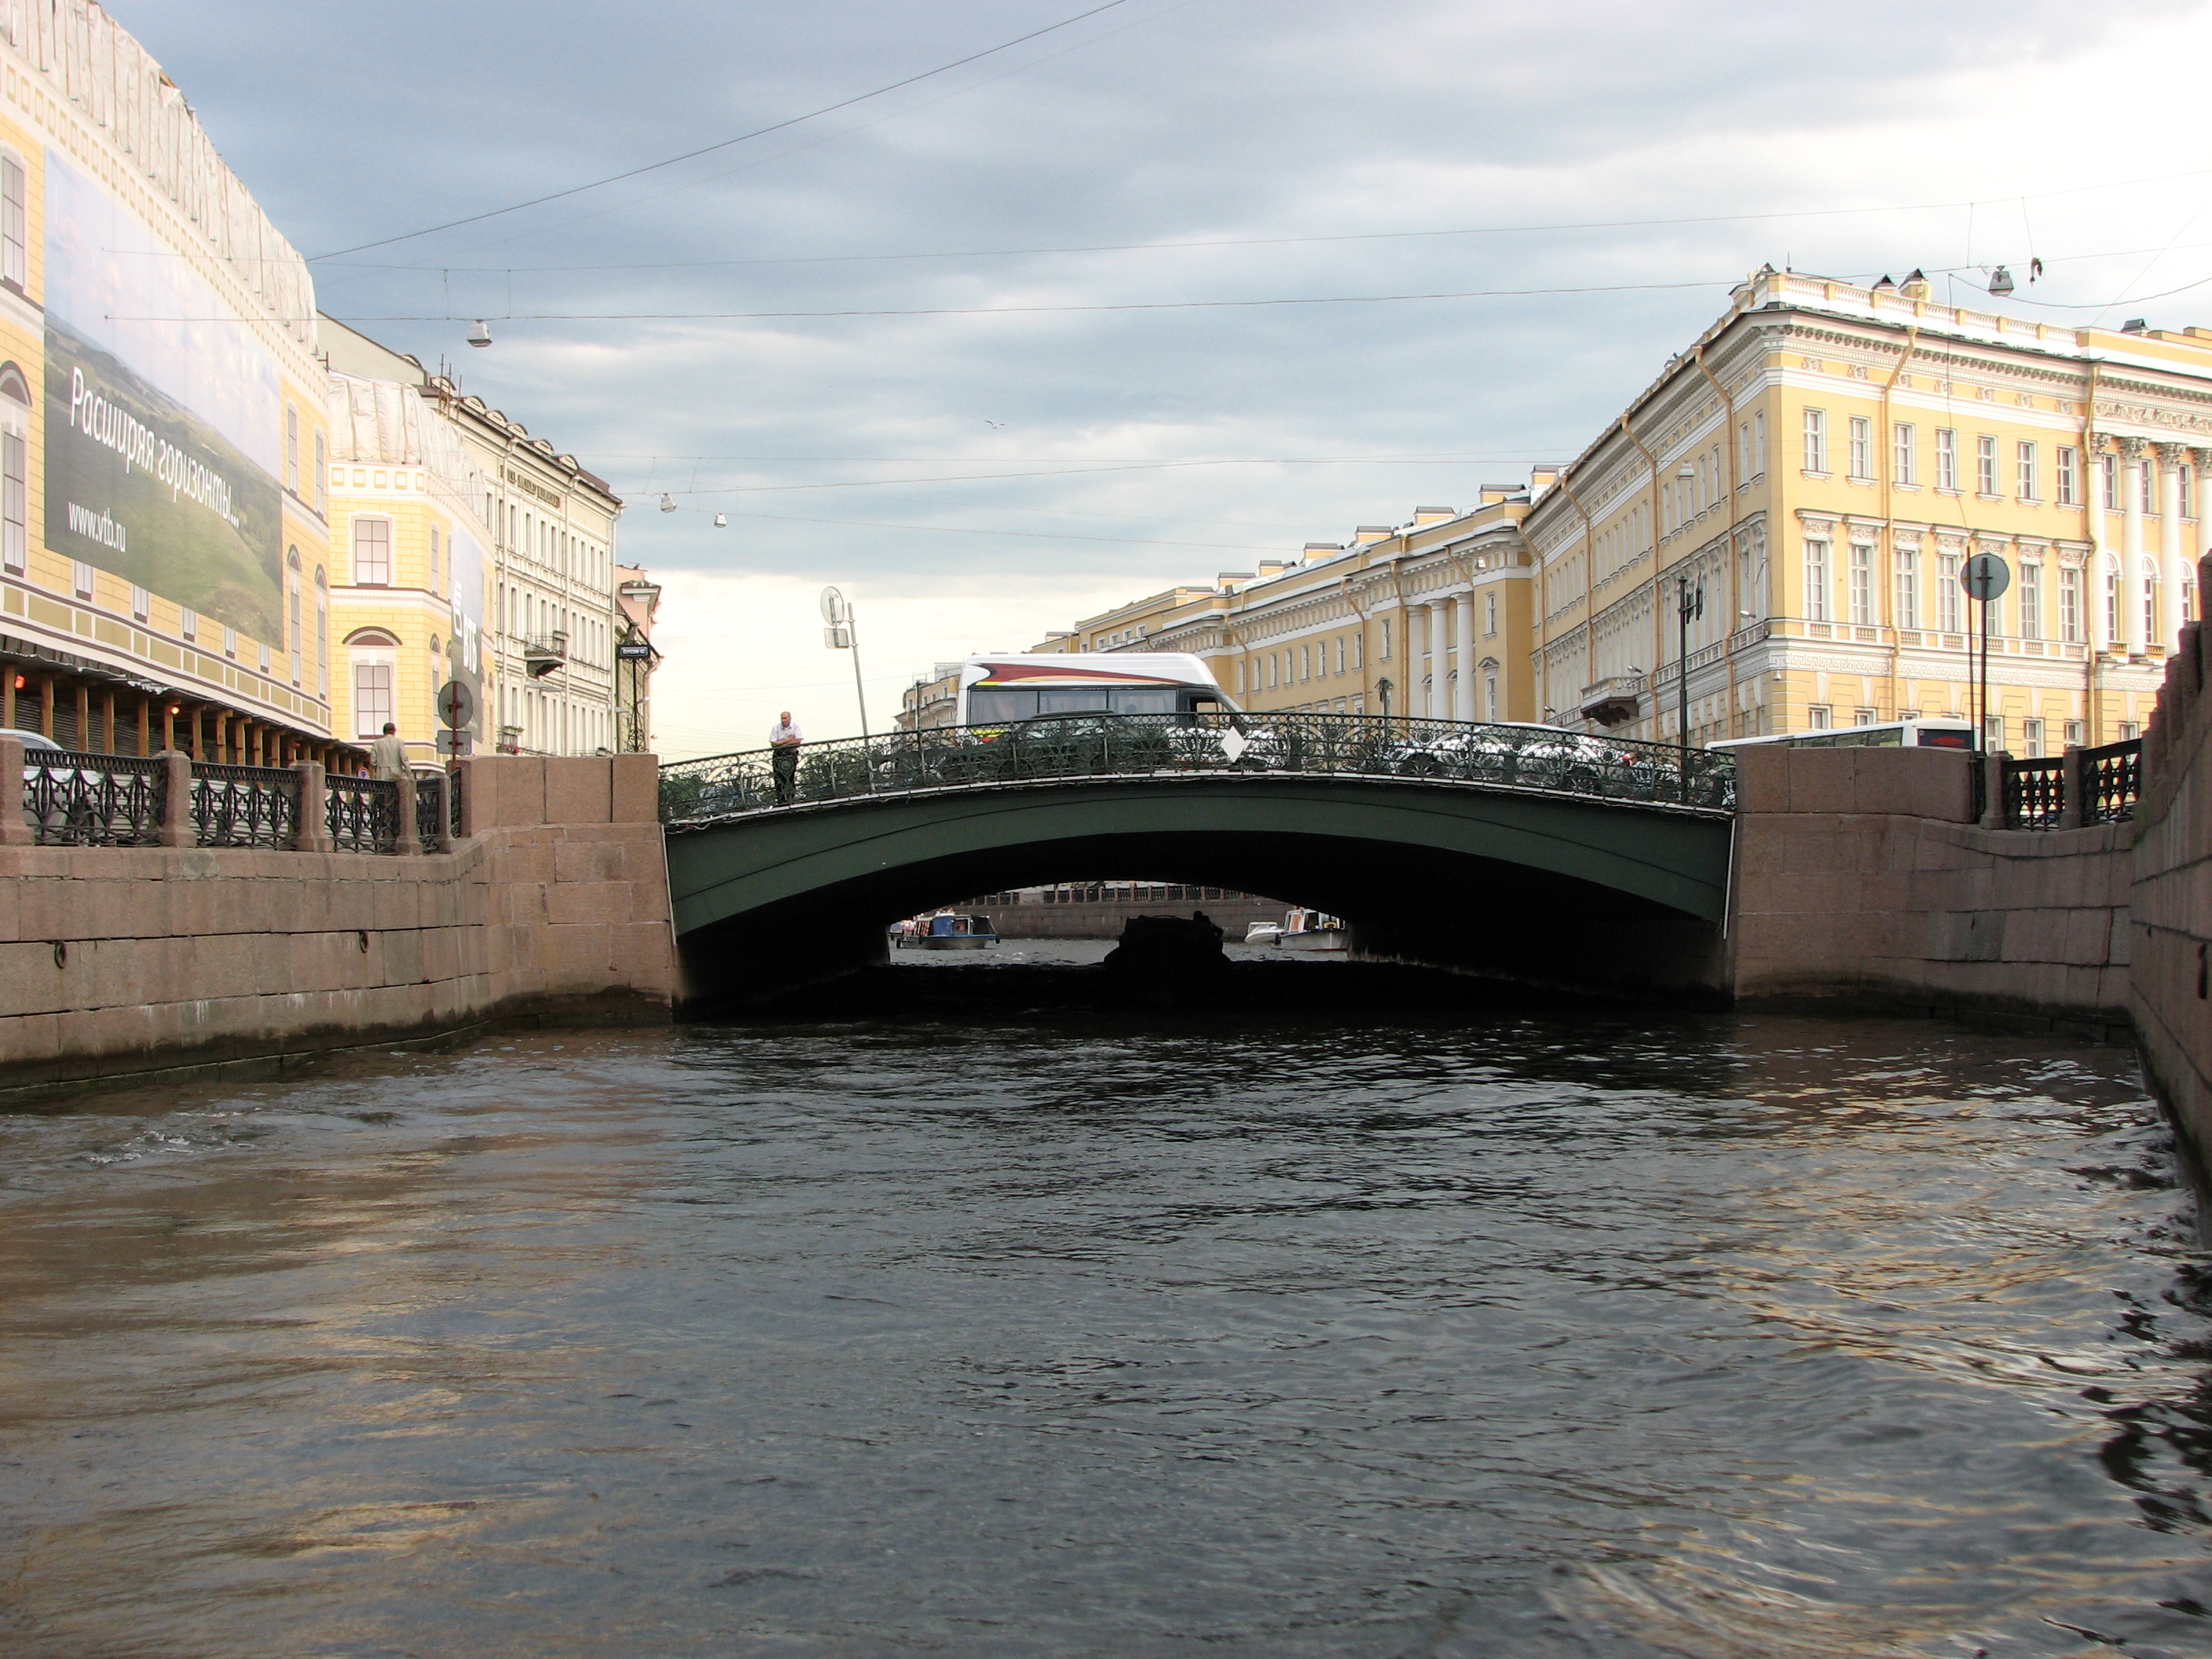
[2060,566,2082,643]
[2120,721,2141,740]
[1804,537,1831,621]
[1936,428,1958,491]
[1807,704,1833,729]
[1893,422,1917,485]
[1893,547,1919,629]
[1754,411,1766,474]
[222,625,236,660]
[353,662,393,738]
[2185,463,2196,522]
[2057,445,2078,506]
[2144,460,2156,515]
[1848,542,1873,624]
[1485,593,1497,636]
[315,569,328,698]
[2106,563,2119,643]
[314,433,327,517]
[1,428,22,573]
[1854,707,1878,727]
[2065,720,2086,745]
[2103,453,2118,511]
[1939,553,1962,632]
[353,518,391,585]
[181,606,197,643]
[1803,407,1828,474]
[1986,715,2005,750]
[2146,567,2159,643]
[2022,717,2045,758]
[0,155,24,287]
[1485,673,1498,720]
[72,559,93,599]
[1353,632,1363,669]
[1380,620,1391,660]
[1977,434,1998,496]
[1848,416,1872,479]
[284,403,299,496]
[2017,441,2038,500]
[287,548,303,687]
[130,584,148,622]
[2020,562,2042,638]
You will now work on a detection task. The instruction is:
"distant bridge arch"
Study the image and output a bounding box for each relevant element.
[660,717,1735,1005]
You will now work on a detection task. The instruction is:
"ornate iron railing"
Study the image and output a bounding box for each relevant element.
[2001,756,2065,830]
[448,767,465,840]
[327,775,400,853]
[1995,738,2141,830]
[20,749,166,846]
[658,713,1738,827]
[192,763,299,848]
[413,771,447,848]
[2084,738,2141,825]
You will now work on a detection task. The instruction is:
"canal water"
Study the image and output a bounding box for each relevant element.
[0,974,2207,1657]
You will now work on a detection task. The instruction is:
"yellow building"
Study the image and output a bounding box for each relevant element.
[324,373,493,763]
[0,2,339,764]
[1029,489,1542,722]
[1527,265,2190,751]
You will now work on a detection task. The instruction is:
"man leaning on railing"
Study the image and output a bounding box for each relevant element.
[769,711,803,805]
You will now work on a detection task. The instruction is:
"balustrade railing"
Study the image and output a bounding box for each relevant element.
[2083,739,2141,825]
[20,749,167,846]
[2001,756,2065,831]
[448,767,465,840]
[192,763,299,848]
[660,712,1739,827]
[1998,738,2142,830]
[327,775,400,853]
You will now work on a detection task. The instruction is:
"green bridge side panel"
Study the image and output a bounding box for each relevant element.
[665,776,1732,936]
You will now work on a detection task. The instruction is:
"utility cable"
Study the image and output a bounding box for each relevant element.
[310,0,1135,262]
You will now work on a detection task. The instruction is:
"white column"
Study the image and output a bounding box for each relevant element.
[1453,591,1478,721]
[1426,599,1448,720]
[2089,442,2114,655]
[2195,447,2212,624]
[2121,438,2148,656]
[2159,443,2188,646]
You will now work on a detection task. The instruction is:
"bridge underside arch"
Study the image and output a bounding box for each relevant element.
[665,777,1734,1008]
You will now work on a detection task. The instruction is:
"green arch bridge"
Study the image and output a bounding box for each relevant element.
[658,713,1737,1004]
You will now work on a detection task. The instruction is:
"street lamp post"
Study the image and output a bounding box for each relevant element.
[1962,553,2011,753]
[820,586,870,740]
[1675,571,1705,802]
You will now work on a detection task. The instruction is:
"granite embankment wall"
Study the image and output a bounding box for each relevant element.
[0,753,677,1096]
[1729,611,2212,1157]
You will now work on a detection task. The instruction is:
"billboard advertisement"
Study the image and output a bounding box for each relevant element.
[42,149,284,643]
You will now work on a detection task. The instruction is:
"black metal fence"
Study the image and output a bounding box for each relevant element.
[327,775,401,853]
[1999,738,2143,830]
[22,749,167,846]
[413,771,447,849]
[659,713,1739,827]
[192,763,299,849]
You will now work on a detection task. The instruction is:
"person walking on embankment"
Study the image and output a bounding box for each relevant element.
[769,710,803,804]
[368,722,408,780]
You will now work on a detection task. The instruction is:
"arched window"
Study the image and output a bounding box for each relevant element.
[286,548,303,687]
[345,628,401,739]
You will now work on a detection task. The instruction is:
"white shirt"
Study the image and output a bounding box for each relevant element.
[769,720,803,745]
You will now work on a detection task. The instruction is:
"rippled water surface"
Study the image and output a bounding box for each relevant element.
[1,998,2209,1657]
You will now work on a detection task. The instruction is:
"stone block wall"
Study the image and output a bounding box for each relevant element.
[0,753,677,1096]
[1730,744,2133,1035]
[2131,618,2212,1159]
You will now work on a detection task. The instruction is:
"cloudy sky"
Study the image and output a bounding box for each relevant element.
[126,0,2212,755]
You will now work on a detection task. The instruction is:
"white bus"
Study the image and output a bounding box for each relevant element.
[1708,717,1977,753]
[957,654,1239,726]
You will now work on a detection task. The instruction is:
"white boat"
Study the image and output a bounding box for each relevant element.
[1244,921,1282,945]
[899,911,1000,950]
[1276,907,1347,954]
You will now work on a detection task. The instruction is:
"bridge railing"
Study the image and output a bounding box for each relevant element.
[658,713,1738,826]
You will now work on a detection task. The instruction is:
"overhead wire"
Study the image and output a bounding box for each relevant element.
[310,0,1138,261]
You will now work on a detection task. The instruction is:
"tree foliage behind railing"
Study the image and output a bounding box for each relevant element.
[659,713,1738,827]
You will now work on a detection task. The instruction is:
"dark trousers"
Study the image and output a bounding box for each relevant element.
[772,745,798,804]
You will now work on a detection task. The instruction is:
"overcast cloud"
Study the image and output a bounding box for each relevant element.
[121,0,2212,753]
